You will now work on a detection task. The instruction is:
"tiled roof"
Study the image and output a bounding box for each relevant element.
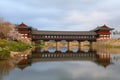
[32,30,97,35]
[19,22,27,27]
[16,23,32,29]
[92,25,114,31]
[17,22,29,28]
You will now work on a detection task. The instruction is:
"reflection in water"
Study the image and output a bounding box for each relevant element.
[0,47,120,80]
[17,47,111,70]
[0,56,25,80]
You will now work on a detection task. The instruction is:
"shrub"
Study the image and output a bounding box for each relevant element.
[0,39,32,56]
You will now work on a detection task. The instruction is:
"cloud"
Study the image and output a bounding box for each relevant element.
[0,0,120,30]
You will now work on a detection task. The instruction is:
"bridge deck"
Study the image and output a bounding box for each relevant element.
[32,30,97,41]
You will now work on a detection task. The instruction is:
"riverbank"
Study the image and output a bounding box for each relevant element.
[92,39,120,54]
[93,39,120,48]
[0,39,32,58]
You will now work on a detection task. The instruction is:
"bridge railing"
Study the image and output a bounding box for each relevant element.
[32,35,97,41]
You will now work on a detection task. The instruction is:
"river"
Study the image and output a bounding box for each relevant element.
[0,47,120,80]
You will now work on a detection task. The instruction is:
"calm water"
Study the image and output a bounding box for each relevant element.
[0,47,120,80]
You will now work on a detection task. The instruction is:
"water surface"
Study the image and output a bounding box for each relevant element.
[0,47,120,80]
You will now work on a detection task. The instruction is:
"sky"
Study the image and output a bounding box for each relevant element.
[0,0,120,31]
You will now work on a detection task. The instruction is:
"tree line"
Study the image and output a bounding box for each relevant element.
[112,30,120,35]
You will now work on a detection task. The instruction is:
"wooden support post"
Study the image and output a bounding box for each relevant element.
[56,41,60,52]
[44,41,48,52]
[78,41,81,51]
[90,41,93,50]
[68,41,72,51]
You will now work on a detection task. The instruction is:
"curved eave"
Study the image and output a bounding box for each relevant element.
[93,28,114,31]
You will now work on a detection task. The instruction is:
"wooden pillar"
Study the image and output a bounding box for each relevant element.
[78,41,81,51]
[90,41,93,50]
[68,41,72,51]
[56,41,60,52]
[70,41,72,51]
[44,41,48,52]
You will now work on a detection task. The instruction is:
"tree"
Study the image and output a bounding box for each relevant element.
[8,27,22,40]
[0,32,5,39]
[0,18,13,39]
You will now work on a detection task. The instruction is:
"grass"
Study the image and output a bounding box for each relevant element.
[35,42,44,47]
[105,44,120,48]
[0,39,32,57]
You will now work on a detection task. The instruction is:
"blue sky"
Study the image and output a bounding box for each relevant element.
[0,0,120,31]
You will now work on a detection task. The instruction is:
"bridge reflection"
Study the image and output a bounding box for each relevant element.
[17,48,112,70]
[31,49,97,61]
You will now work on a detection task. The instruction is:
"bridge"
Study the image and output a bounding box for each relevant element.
[31,30,97,41]
[31,30,97,51]
[17,23,114,51]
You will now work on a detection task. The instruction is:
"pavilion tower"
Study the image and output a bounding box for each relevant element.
[17,22,32,38]
[93,25,114,40]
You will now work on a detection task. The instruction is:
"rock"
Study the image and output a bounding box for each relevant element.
[10,51,19,58]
